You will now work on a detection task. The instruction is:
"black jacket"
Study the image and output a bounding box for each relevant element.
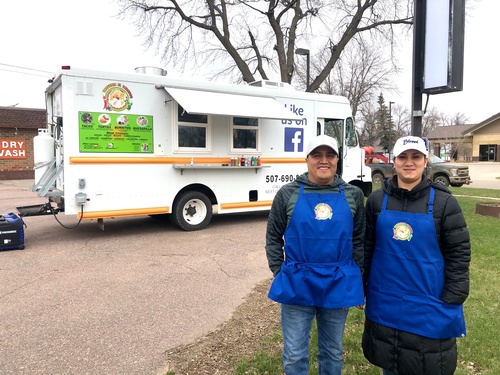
[266,172,365,277]
[362,176,471,375]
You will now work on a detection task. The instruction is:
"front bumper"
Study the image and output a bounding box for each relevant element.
[450,176,472,185]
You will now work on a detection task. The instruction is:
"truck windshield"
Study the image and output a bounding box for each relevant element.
[429,155,445,164]
[323,117,358,148]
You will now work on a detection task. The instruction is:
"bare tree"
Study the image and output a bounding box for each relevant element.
[358,99,411,148]
[445,112,469,126]
[420,107,469,137]
[357,101,380,147]
[314,38,399,119]
[392,104,411,138]
[118,0,413,91]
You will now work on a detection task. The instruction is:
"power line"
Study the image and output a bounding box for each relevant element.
[0,67,52,79]
[0,63,54,75]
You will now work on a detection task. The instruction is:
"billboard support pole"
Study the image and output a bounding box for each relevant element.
[411,0,424,137]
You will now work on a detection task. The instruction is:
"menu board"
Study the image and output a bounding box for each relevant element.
[78,112,153,153]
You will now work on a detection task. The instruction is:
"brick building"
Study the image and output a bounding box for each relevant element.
[427,112,500,162]
[0,106,46,179]
[426,124,474,162]
[463,112,500,162]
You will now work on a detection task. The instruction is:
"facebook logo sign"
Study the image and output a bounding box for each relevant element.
[284,128,304,152]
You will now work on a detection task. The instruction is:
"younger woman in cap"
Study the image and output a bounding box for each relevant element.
[362,136,471,375]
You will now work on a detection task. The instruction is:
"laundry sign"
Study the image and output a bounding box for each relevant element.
[0,139,27,159]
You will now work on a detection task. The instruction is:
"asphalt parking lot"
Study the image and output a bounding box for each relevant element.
[0,180,271,375]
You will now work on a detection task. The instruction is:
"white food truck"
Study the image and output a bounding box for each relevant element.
[25,66,372,230]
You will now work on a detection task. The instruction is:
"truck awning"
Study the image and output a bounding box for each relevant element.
[163,87,301,121]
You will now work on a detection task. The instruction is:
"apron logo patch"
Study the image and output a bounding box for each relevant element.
[393,222,413,241]
[314,203,333,220]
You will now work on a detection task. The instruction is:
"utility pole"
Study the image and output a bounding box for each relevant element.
[295,48,310,91]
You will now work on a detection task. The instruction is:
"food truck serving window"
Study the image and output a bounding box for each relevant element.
[176,105,212,151]
[232,117,259,151]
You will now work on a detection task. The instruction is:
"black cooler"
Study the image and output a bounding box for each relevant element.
[0,213,25,250]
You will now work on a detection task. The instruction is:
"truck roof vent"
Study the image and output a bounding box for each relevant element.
[135,66,167,76]
[249,80,294,90]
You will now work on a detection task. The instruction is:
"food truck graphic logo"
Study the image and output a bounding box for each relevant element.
[392,222,413,241]
[102,83,133,111]
[314,203,333,220]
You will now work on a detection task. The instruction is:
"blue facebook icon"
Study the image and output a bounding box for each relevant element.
[284,128,304,152]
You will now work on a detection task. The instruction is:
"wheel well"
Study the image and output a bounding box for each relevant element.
[432,173,450,187]
[433,173,449,180]
[174,184,217,207]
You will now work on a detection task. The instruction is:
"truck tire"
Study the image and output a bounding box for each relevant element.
[172,191,213,231]
[433,174,450,187]
[372,172,385,184]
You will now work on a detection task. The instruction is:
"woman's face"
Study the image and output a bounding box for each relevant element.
[393,150,428,190]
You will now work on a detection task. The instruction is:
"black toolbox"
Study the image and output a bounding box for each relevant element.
[0,213,25,251]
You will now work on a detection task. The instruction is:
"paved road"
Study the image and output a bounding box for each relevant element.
[462,162,500,190]
[0,180,271,375]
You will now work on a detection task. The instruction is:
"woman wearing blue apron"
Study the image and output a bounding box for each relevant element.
[363,136,471,375]
[266,135,365,375]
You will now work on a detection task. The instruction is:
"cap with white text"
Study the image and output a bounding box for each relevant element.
[392,136,428,158]
[306,135,339,156]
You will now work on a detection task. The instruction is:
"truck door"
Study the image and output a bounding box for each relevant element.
[321,118,345,176]
[320,117,369,194]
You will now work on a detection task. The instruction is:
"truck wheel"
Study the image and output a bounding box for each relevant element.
[433,175,450,187]
[372,172,384,184]
[172,191,213,231]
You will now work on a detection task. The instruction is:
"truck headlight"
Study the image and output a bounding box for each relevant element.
[450,168,458,176]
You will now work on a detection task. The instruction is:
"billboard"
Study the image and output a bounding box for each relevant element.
[422,0,465,94]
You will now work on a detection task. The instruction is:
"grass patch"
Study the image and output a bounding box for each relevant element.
[450,186,500,199]
[234,187,500,375]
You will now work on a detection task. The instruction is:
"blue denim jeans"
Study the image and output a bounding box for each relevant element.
[281,304,349,375]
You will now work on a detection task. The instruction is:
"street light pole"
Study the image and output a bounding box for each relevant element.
[389,101,395,160]
[295,48,310,91]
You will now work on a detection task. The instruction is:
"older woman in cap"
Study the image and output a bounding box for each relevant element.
[362,136,471,375]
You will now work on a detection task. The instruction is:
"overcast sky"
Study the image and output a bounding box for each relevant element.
[1,0,498,124]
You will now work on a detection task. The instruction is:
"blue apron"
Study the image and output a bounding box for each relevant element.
[268,184,364,308]
[365,188,466,339]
